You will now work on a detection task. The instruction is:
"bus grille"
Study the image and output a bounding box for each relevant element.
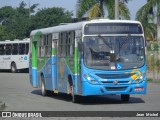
[105,87,127,91]
[101,81,130,84]
[96,74,133,79]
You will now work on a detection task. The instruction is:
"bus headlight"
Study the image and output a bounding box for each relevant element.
[84,74,99,84]
[140,76,143,79]
[140,71,146,81]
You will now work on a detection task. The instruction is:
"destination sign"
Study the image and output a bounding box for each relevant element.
[84,23,143,35]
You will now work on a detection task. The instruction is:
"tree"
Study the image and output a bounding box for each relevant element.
[76,0,130,19]
[0,2,73,40]
[136,0,160,42]
[0,1,39,40]
[0,6,16,25]
[32,7,73,29]
[0,6,17,40]
[0,25,9,40]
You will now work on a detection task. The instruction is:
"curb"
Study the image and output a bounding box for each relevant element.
[0,101,5,110]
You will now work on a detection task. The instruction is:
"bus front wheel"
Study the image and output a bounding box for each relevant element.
[71,86,79,103]
[11,62,17,73]
[121,94,130,102]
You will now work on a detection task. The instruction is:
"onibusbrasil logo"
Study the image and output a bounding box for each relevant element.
[1,112,42,118]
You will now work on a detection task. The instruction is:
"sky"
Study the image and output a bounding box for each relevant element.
[0,0,147,20]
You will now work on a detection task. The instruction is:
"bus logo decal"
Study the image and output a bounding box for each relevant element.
[24,56,27,60]
[114,80,118,85]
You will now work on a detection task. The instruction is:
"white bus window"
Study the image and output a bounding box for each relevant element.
[6,44,12,55]
[0,44,5,55]
[12,44,18,55]
[19,43,25,55]
[26,43,29,54]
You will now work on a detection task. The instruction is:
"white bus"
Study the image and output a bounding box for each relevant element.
[0,38,30,72]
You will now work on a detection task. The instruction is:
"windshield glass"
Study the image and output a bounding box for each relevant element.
[83,36,145,70]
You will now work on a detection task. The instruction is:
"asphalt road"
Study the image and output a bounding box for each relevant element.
[0,72,160,120]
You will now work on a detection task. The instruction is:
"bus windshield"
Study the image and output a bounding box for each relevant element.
[83,36,145,70]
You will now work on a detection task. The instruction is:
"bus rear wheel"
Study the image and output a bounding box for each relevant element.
[41,76,47,96]
[121,94,130,102]
[11,62,17,73]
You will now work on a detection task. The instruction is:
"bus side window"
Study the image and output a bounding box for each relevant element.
[12,44,18,55]
[40,35,45,57]
[0,44,5,55]
[45,34,52,57]
[58,33,63,56]
[38,35,46,57]
[70,31,75,56]
[67,31,74,57]
[59,32,67,57]
[6,44,12,55]
[19,43,25,55]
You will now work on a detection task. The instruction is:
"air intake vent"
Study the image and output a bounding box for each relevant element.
[96,74,134,79]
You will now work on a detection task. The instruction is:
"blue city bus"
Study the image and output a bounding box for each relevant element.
[29,19,147,103]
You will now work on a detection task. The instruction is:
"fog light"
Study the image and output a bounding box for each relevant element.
[134,87,144,92]
[91,80,97,84]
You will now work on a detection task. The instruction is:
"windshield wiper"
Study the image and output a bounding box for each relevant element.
[98,35,112,49]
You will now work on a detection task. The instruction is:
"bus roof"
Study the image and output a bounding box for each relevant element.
[0,38,30,44]
[30,21,84,36]
[30,19,142,36]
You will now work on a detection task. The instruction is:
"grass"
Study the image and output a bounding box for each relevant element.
[147,78,160,84]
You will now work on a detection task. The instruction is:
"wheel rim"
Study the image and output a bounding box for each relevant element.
[71,86,74,102]
[41,76,46,96]
[41,81,45,94]
[12,66,15,71]
[11,63,16,72]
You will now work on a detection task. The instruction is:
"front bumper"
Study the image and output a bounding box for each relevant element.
[82,81,147,96]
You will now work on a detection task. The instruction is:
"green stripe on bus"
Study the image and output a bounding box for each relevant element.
[33,31,42,42]
[32,31,42,68]
[74,47,79,74]
[32,41,37,68]
[52,48,55,56]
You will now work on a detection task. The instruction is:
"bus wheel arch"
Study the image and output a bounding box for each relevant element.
[11,62,17,73]
[68,75,73,87]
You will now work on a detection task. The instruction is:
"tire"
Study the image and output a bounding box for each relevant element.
[11,62,17,73]
[71,86,79,103]
[41,76,47,96]
[121,94,130,102]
